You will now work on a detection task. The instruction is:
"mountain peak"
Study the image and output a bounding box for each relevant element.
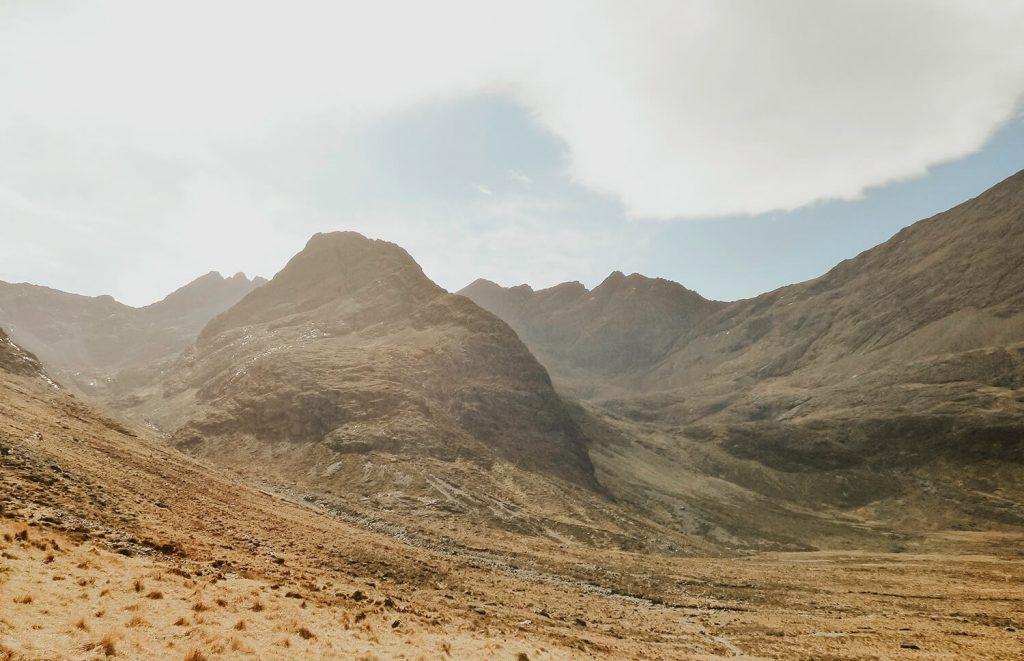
[283,232,426,286]
[199,232,442,343]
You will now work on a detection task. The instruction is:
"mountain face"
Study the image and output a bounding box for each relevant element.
[469,170,1024,460]
[0,272,265,396]
[146,232,595,489]
[638,169,1024,456]
[464,171,1024,543]
[460,272,725,394]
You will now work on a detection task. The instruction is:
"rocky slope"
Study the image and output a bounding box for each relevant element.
[0,272,265,397]
[465,170,1024,544]
[0,327,49,381]
[635,169,1024,461]
[136,232,599,508]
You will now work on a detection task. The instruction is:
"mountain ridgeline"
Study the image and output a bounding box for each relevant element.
[145,232,596,489]
[1,171,1023,551]
[465,171,1024,464]
[461,170,1024,541]
[0,327,49,381]
[459,271,725,395]
[0,271,266,397]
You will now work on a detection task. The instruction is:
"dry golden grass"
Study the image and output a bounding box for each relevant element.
[2,370,1023,660]
[3,513,1023,660]
[86,631,119,657]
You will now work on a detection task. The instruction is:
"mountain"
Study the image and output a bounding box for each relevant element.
[110,231,665,552]
[635,169,1024,456]
[0,271,265,396]
[464,170,1024,544]
[460,272,725,396]
[158,232,593,481]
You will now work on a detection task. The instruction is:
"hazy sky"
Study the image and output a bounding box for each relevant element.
[2,1,1024,305]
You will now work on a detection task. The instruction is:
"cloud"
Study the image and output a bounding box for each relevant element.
[508,170,534,184]
[472,184,494,196]
[2,0,1023,303]
[3,1,1022,220]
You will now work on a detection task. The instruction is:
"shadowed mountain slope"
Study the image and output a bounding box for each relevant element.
[460,272,725,395]
[635,169,1024,452]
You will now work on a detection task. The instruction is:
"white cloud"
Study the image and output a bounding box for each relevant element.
[508,170,534,184]
[3,1,1022,218]
[1,0,1023,302]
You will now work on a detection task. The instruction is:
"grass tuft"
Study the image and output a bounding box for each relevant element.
[87,632,118,657]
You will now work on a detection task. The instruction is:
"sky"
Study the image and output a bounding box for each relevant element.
[1,1,1024,306]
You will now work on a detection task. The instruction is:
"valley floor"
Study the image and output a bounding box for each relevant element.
[2,374,1023,659]
[2,516,1022,660]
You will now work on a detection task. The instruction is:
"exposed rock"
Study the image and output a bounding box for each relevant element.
[151,232,595,486]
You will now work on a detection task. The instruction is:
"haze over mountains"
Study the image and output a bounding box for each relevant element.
[459,272,725,396]
[0,271,265,398]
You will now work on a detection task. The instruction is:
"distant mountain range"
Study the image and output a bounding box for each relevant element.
[0,271,265,396]
[2,170,1023,552]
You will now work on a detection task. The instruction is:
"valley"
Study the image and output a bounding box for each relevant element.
[2,171,1024,659]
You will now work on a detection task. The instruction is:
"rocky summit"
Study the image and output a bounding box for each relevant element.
[145,232,595,489]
